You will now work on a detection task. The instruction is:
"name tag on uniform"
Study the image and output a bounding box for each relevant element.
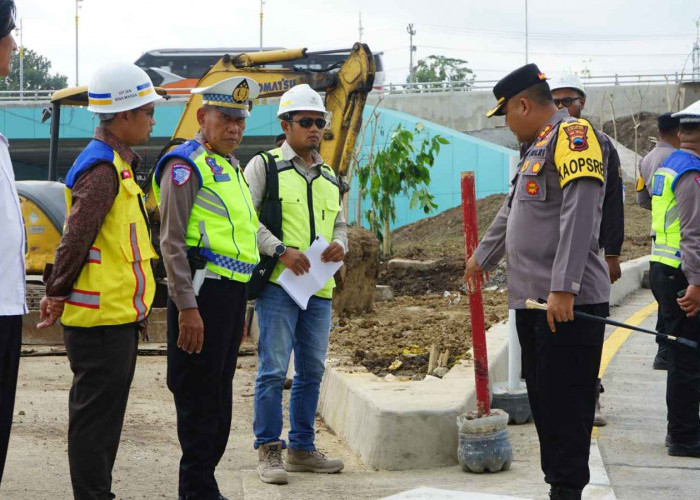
[652,175,665,196]
[213,173,231,182]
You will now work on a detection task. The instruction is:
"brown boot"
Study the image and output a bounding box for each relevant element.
[285,448,344,473]
[257,441,288,484]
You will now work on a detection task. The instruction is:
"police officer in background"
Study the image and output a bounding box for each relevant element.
[636,112,680,370]
[648,100,700,458]
[39,62,161,499]
[466,64,611,500]
[546,72,625,427]
[153,77,260,500]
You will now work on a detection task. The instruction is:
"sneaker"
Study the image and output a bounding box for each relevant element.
[257,441,288,484]
[668,439,700,458]
[653,344,669,370]
[285,448,344,473]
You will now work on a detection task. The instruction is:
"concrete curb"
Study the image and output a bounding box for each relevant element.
[319,321,511,470]
[319,256,649,472]
[609,255,650,307]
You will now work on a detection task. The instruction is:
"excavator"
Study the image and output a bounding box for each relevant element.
[18,43,375,283]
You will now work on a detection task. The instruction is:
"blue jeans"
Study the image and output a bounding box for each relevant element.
[253,284,331,451]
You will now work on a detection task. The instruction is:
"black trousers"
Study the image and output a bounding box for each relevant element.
[167,278,246,500]
[0,315,21,485]
[64,324,138,500]
[649,262,700,443]
[516,303,607,491]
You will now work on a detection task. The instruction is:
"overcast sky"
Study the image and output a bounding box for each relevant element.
[15,0,700,87]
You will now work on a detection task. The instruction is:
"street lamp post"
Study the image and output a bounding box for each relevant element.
[259,0,265,52]
[75,0,83,86]
[15,18,23,100]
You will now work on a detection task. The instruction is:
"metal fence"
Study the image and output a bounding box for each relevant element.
[1,72,699,102]
[384,72,700,94]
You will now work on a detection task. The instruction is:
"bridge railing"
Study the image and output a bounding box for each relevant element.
[384,72,700,94]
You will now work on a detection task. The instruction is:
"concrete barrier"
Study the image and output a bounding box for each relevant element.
[318,321,510,470]
[609,255,650,307]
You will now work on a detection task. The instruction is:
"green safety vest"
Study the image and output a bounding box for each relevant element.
[153,139,259,282]
[266,147,341,299]
[650,149,700,268]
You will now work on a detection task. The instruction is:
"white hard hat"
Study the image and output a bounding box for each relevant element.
[191,76,260,118]
[87,62,162,114]
[548,72,586,97]
[672,99,700,124]
[277,84,326,118]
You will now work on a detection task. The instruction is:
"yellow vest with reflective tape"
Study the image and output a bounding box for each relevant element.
[62,140,156,327]
[152,140,259,282]
[650,150,700,268]
[267,148,341,299]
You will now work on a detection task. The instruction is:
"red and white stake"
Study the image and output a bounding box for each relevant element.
[460,171,491,417]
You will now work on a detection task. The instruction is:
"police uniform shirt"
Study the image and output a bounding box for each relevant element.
[637,141,676,210]
[475,108,611,308]
[244,141,348,257]
[158,133,243,310]
[673,148,700,286]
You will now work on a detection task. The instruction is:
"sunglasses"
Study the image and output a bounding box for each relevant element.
[680,122,700,132]
[286,117,327,129]
[553,97,582,107]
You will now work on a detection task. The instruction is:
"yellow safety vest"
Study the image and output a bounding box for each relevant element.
[62,140,156,327]
[153,139,259,282]
[266,148,341,299]
[650,149,700,268]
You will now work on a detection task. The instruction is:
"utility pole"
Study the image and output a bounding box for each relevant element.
[524,0,529,64]
[692,18,699,81]
[75,0,83,86]
[407,23,416,82]
[15,18,23,100]
[259,0,265,51]
[358,12,363,42]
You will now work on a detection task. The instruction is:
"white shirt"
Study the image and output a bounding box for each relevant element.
[0,133,27,315]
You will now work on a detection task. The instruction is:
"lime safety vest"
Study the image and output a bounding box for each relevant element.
[650,150,700,268]
[266,147,341,299]
[153,139,259,282]
[62,140,156,327]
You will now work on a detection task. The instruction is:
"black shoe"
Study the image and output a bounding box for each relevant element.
[668,439,700,458]
[549,486,582,500]
[653,344,669,370]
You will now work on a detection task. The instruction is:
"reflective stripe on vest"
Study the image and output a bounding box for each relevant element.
[152,140,259,282]
[62,141,156,327]
[650,150,700,269]
[265,147,341,299]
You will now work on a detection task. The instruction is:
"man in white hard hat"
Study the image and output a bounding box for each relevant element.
[152,76,260,500]
[648,99,700,458]
[38,61,160,499]
[636,112,681,370]
[245,83,347,485]
[545,72,624,428]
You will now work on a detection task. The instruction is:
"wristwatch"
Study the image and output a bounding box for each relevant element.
[274,243,287,257]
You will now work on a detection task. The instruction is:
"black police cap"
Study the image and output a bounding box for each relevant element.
[657,112,679,132]
[486,63,548,117]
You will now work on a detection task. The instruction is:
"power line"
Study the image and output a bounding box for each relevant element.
[415,45,689,57]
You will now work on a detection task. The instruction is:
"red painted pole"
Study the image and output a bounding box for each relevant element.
[461,171,491,417]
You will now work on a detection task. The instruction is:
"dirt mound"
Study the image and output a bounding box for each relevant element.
[333,226,380,317]
[602,112,659,157]
[328,291,508,377]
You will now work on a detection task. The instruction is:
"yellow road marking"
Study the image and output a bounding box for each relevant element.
[598,301,658,378]
[593,300,658,439]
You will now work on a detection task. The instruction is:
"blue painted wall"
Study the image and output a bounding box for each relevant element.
[1,102,516,229]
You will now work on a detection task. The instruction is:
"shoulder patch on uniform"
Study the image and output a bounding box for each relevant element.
[171,163,192,186]
[554,119,604,188]
[635,174,646,192]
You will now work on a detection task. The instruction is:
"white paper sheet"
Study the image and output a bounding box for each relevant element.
[277,235,344,310]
